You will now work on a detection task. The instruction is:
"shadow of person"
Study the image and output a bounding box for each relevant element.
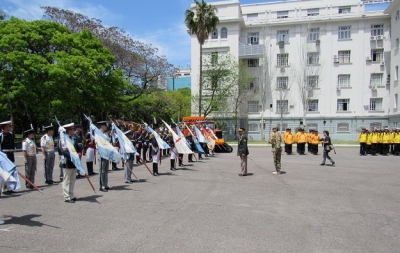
[130,179,148,183]
[76,195,103,204]
[109,185,133,191]
[157,172,177,176]
[2,214,60,228]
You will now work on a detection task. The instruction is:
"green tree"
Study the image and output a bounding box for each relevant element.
[185,0,219,116]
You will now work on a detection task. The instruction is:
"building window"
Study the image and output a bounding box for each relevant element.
[277,76,288,89]
[277,53,289,66]
[370,98,383,111]
[396,38,399,48]
[337,123,350,132]
[308,99,319,111]
[371,49,384,62]
[338,74,351,88]
[370,122,382,130]
[371,24,384,36]
[211,52,218,65]
[370,73,383,86]
[338,50,351,63]
[280,123,288,130]
[248,122,259,131]
[247,32,259,45]
[248,59,259,67]
[307,52,319,65]
[307,76,319,88]
[247,13,258,21]
[338,26,351,40]
[395,94,398,109]
[211,29,218,39]
[396,10,399,20]
[337,99,350,111]
[277,11,289,19]
[221,28,227,39]
[307,8,319,16]
[248,77,259,90]
[277,30,289,43]
[396,66,399,80]
[338,6,351,14]
[307,123,318,131]
[248,101,259,113]
[276,100,289,113]
[308,28,320,41]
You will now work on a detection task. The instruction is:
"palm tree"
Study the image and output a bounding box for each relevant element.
[185,0,219,116]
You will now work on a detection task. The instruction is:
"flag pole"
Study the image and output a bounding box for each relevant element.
[85,175,96,194]
[18,171,43,194]
[138,157,153,175]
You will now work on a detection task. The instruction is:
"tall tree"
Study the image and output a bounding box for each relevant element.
[185,0,219,116]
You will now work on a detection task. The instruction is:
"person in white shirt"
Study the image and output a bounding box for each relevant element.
[41,125,55,185]
[22,128,37,189]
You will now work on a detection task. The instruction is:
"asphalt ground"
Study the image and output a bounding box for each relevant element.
[1,147,399,253]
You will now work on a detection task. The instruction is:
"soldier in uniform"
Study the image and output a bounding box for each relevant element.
[168,124,178,171]
[22,127,37,188]
[358,128,368,156]
[186,131,195,162]
[97,121,110,192]
[237,127,249,176]
[124,130,136,183]
[283,128,294,155]
[134,130,142,164]
[0,120,15,195]
[150,124,161,176]
[269,126,282,175]
[73,124,84,178]
[40,125,55,184]
[141,129,150,163]
[84,130,97,175]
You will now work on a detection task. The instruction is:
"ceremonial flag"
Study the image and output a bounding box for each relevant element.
[0,151,20,190]
[175,124,191,149]
[112,123,139,160]
[90,123,121,163]
[183,123,204,154]
[145,123,170,149]
[58,127,87,175]
[194,125,206,143]
[162,120,193,154]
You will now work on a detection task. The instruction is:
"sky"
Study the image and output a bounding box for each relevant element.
[1,0,280,68]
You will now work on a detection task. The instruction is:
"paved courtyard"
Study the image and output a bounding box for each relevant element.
[1,147,399,253]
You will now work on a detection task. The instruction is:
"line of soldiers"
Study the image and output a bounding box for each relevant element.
[282,128,322,155]
[358,127,400,156]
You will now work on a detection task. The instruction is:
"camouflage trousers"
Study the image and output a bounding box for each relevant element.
[272,148,282,172]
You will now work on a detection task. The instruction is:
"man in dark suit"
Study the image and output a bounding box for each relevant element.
[237,127,249,176]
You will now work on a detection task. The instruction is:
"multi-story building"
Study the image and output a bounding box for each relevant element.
[166,67,192,91]
[189,0,395,140]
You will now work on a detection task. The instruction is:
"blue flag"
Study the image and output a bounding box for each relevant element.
[111,123,139,160]
[145,124,170,149]
[194,125,207,143]
[0,151,21,190]
[59,130,86,175]
[90,123,121,163]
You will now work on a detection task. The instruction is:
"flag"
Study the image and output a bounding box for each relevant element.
[194,125,206,143]
[175,124,191,149]
[112,123,139,160]
[59,129,87,175]
[183,123,204,154]
[90,123,121,163]
[0,151,20,190]
[162,120,193,154]
[145,123,170,149]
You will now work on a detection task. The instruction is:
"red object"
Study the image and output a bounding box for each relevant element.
[17,171,43,194]
[85,174,97,194]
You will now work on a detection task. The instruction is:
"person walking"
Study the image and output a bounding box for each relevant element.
[237,127,249,176]
[269,126,282,175]
[320,130,335,166]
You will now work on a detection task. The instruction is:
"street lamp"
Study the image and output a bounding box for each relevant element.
[172,69,180,91]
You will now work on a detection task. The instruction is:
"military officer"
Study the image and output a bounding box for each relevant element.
[84,130,97,175]
[73,124,84,178]
[124,130,136,183]
[269,126,283,175]
[237,127,249,176]
[97,121,110,192]
[168,124,178,171]
[0,120,15,195]
[40,125,55,184]
[22,127,37,189]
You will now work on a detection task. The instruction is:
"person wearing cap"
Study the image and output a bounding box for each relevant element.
[168,123,178,172]
[370,128,379,156]
[311,130,321,155]
[295,128,306,155]
[73,124,84,178]
[84,130,97,175]
[283,128,294,155]
[22,128,37,189]
[1,120,16,195]
[269,126,282,175]
[393,128,400,156]
[358,128,368,156]
[237,127,249,176]
[133,129,142,165]
[59,123,79,203]
[381,128,391,156]
[97,121,111,192]
[124,130,136,183]
[41,125,55,184]
[151,124,161,176]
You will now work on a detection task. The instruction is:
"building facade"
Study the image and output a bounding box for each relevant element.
[166,67,192,91]
[189,0,397,140]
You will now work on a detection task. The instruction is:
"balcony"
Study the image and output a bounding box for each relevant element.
[239,43,264,58]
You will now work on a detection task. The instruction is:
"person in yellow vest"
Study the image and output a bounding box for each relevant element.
[393,128,400,156]
[358,128,368,156]
[312,131,321,155]
[283,128,295,155]
[365,129,372,155]
[370,128,379,155]
[390,129,396,155]
[306,130,312,153]
[295,128,307,155]
[381,128,391,156]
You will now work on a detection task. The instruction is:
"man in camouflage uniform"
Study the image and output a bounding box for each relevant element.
[269,126,282,175]
[237,127,249,176]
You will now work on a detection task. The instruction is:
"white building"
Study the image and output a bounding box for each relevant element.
[189,0,397,140]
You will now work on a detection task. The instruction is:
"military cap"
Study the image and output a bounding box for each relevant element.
[171,123,177,128]
[75,123,83,128]
[24,128,35,135]
[43,125,54,132]
[0,120,12,127]
[62,123,75,129]
[286,128,291,130]
[272,125,279,130]
[238,127,245,132]
[153,123,159,129]
[97,121,108,127]
[124,130,132,135]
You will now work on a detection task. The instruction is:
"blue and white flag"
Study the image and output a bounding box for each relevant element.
[183,123,205,154]
[194,125,206,143]
[145,123,170,149]
[58,128,86,175]
[175,124,191,149]
[90,123,121,163]
[162,120,193,154]
[0,151,20,190]
[112,123,139,160]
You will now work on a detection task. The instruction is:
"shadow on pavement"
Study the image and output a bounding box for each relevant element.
[157,172,177,176]
[77,195,103,204]
[1,214,60,228]
[110,185,134,191]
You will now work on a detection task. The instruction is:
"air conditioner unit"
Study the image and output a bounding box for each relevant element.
[364,105,369,109]
[366,56,371,61]
[316,39,321,46]
[336,86,341,90]
[380,61,385,65]
[370,86,377,90]
[280,67,285,72]
[279,41,285,48]
[333,56,339,63]
[376,35,383,40]
[370,36,376,40]
[289,105,294,108]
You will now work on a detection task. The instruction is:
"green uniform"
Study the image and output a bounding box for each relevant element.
[271,132,282,172]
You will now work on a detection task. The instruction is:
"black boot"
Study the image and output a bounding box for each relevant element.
[188,154,194,162]
[170,159,176,171]
[178,154,185,166]
[153,163,159,176]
